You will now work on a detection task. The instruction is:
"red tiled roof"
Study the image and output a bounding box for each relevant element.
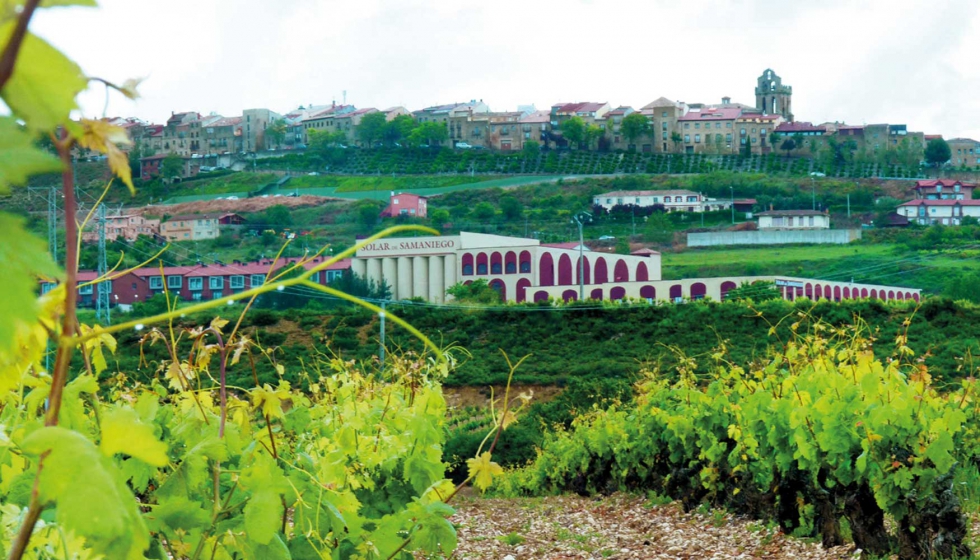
[914,179,976,188]
[598,189,697,197]
[775,121,826,133]
[898,199,980,207]
[519,110,550,124]
[679,107,741,121]
[184,257,350,277]
[208,116,242,127]
[553,102,607,114]
[630,248,660,256]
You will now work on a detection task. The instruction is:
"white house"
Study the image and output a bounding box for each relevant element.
[757,210,830,230]
[593,190,731,213]
[897,199,980,226]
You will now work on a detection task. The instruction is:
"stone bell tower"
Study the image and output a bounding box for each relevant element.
[755,69,793,121]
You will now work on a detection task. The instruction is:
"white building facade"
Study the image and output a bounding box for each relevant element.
[593,190,731,213]
[898,200,980,226]
[757,210,830,230]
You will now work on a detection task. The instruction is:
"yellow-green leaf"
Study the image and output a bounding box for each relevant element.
[466,452,503,492]
[0,213,61,360]
[0,25,86,130]
[100,407,169,466]
[76,119,133,192]
[0,117,62,192]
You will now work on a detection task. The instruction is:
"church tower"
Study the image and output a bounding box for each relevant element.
[755,69,793,121]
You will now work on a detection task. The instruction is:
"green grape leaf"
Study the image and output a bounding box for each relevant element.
[0,213,60,363]
[0,26,86,130]
[410,502,457,555]
[21,427,150,559]
[100,407,169,466]
[240,453,288,545]
[149,496,210,532]
[248,533,291,560]
[925,431,955,473]
[0,117,62,192]
[466,452,503,492]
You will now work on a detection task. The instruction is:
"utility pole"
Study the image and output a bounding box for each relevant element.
[96,203,111,324]
[811,178,816,211]
[48,185,58,264]
[379,301,386,367]
[572,212,590,301]
[524,214,529,238]
[730,186,735,225]
[847,193,851,218]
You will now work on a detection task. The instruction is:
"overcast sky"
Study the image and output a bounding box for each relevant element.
[31,0,980,140]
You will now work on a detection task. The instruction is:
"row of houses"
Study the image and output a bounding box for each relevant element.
[80,213,245,243]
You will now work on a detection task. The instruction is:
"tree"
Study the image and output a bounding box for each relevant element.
[354,200,383,228]
[447,279,503,304]
[780,138,796,157]
[160,153,184,181]
[522,140,540,159]
[499,196,523,220]
[725,281,781,302]
[262,204,292,230]
[620,113,650,149]
[584,124,605,151]
[265,119,287,149]
[384,114,416,146]
[560,117,585,149]
[670,131,683,153]
[430,209,451,230]
[356,112,387,147]
[791,133,805,155]
[408,121,448,147]
[925,138,951,168]
[472,202,496,221]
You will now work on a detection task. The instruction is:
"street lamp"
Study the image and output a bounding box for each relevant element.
[810,177,816,211]
[572,211,592,301]
[730,186,735,224]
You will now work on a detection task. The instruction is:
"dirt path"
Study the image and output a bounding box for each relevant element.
[448,493,856,560]
[135,194,339,216]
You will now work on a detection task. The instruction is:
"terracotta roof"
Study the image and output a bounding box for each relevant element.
[605,106,634,117]
[342,108,378,117]
[679,107,741,121]
[184,257,350,277]
[914,179,976,188]
[519,110,550,124]
[630,248,660,256]
[757,210,828,216]
[207,116,242,127]
[553,102,607,114]
[597,189,698,198]
[164,213,225,222]
[733,198,758,204]
[947,138,979,143]
[775,121,826,133]
[542,242,589,250]
[641,97,682,110]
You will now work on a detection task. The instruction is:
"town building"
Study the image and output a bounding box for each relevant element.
[736,113,781,154]
[301,104,355,144]
[380,192,428,218]
[678,107,741,154]
[757,209,830,230]
[912,179,975,200]
[603,106,636,151]
[897,200,980,226]
[81,214,161,243]
[242,108,284,152]
[593,190,731,213]
[139,154,200,181]
[639,97,686,153]
[161,111,201,157]
[160,214,221,241]
[948,138,980,168]
[755,69,793,121]
[202,116,242,156]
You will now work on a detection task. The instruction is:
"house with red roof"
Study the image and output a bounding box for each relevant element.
[381,193,428,219]
[911,179,975,200]
[898,199,980,226]
[160,214,222,241]
[678,107,742,154]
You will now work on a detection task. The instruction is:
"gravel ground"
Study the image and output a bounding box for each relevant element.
[447,493,860,560]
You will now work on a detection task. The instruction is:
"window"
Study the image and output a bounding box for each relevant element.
[715,123,721,129]
[684,123,689,129]
[662,111,667,117]
[662,122,667,130]
[209,277,223,289]
[462,264,474,275]
[519,261,531,273]
[694,123,700,129]
[149,276,163,290]
[663,196,671,203]
[662,132,667,140]
[809,216,815,226]
[491,263,502,274]
[752,137,757,143]
[740,128,746,135]
[606,198,612,204]
[726,122,732,128]
[687,196,698,202]
[211,291,223,300]
[695,134,700,143]
[741,138,747,145]
[230,276,244,289]
[477,263,487,275]
[78,284,93,295]
[617,198,623,205]
[635,197,640,203]
[505,262,516,274]
[684,135,690,143]
[167,276,182,289]
[250,274,265,287]
[726,133,732,142]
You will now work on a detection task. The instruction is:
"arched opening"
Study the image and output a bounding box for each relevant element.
[912,293,920,302]
[516,279,531,303]
[461,253,474,276]
[614,260,629,282]
[815,284,823,299]
[896,291,905,301]
[721,281,737,300]
[640,285,656,300]
[833,286,841,301]
[490,252,503,275]
[691,282,707,300]
[539,253,554,286]
[576,256,591,285]
[562,289,577,302]
[870,289,878,299]
[533,290,549,302]
[558,254,573,285]
[861,288,869,298]
[636,262,649,282]
[505,251,517,274]
[610,286,626,300]
[594,257,608,284]
[805,283,813,299]
[669,284,683,301]
[464,280,473,286]
[489,279,506,301]
[843,287,851,299]
[824,285,832,300]
[888,290,895,300]
[519,251,532,273]
[476,253,488,275]
[590,288,603,300]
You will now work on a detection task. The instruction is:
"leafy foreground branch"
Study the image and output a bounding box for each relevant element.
[500,317,980,559]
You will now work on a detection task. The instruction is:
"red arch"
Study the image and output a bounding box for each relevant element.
[833,286,841,301]
[805,282,813,299]
[887,290,895,300]
[489,278,506,300]
[843,287,851,299]
[691,282,707,300]
[815,284,823,299]
[636,262,649,282]
[610,286,626,300]
[516,279,531,302]
[861,288,869,298]
[504,251,517,274]
[562,289,577,302]
[576,256,591,285]
[533,290,549,302]
[824,285,832,300]
[640,285,656,299]
[669,284,683,301]
[539,253,554,286]
[490,252,503,275]
[461,253,474,276]
[912,293,920,302]
[614,260,629,282]
[590,288,603,300]
[870,289,878,299]
[896,291,905,300]
[476,252,488,275]
[721,281,737,299]
[594,257,608,284]
[558,254,573,285]
[519,250,532,273]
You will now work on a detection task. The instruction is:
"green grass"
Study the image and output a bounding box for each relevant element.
[664,244,895,268]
